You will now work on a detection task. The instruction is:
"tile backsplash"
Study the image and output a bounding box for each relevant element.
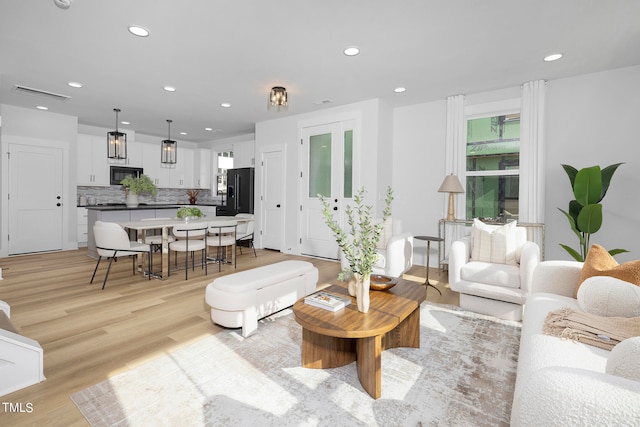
[77,186,224,206]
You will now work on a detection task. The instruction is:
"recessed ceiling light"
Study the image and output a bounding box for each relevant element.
[220,103,231,108]
[163,86,176,92]
[128,26,149,37]
[121,121,130,125]
[180,132,187,135]
[394,87,406,93]
[544,53,563,62]
[67,81,83,88]
[344,47,360,56]
[36,105,48,110]
[54,0,72,10]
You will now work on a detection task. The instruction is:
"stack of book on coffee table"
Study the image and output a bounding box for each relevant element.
[304,291,352,312]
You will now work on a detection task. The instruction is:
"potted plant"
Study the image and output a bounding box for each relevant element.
[186,189,199,205]
[176,206,203,222]
[558,163,627,261]
[320,186,393,313]
[120,174,158,207]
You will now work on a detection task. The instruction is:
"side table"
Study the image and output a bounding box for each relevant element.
[414,235,444,295]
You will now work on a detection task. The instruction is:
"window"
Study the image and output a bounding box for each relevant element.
[465,112,520,220]
[216,151,233,195]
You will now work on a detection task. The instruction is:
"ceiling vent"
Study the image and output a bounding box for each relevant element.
[13,84,71,102]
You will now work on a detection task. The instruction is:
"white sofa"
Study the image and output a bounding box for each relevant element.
[511,261,640,426]
[205,260,318,337]
[0,300,45,397]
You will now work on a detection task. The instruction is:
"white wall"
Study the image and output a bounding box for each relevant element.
[254,98,392,254]
[0,104,78,256]
[392,100,446,266]
[545,65,640,262]
[391,66,640,267]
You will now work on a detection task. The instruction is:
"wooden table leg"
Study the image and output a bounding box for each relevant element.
[301,328,355,368]
[382,306,421,350]
[356,334,382,399]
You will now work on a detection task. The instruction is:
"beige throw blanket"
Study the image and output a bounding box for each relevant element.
[543,307,640,351]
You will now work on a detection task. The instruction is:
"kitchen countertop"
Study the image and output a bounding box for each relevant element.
[81,203,224,210]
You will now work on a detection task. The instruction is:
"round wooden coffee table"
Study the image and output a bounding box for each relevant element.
[293,279,425,399]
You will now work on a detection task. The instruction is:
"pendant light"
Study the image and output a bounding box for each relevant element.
[161,119,177,164]
[268,86,288,111]
[107,108,127,159]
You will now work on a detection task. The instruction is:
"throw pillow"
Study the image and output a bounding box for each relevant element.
[606,337,640,382]
[577,244,640,297]
[470,219,517,265]
[577,276,640,317]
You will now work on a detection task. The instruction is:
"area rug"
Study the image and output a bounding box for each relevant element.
[71,303,521,426]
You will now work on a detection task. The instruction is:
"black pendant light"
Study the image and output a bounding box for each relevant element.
[161,119,177,164]
[107,108,127,159]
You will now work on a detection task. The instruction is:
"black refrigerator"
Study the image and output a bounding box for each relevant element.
[224,167,254,215]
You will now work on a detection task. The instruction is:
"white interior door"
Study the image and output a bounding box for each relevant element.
[261,148,284,250]
[8,143,64,255]
[300,122,354,259]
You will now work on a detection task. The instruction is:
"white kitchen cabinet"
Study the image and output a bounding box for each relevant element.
[142,143,171,188]
[170,147,194,188]
[126,140,143,167]
[194,148,212,190]
[77,134,110,186]
[77,207,88,246]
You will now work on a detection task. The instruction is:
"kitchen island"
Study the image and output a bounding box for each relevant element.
[85,204,220,258]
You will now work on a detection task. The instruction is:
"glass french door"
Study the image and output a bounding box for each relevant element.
[300,122,354,259]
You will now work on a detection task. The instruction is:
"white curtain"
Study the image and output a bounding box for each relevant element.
[444,94,466,219]
[442,94,467,262]
[519,80,546,224]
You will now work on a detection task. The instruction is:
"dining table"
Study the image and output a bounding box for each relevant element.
[117,216,249,280]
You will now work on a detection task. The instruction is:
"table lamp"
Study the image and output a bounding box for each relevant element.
[438,174,465,220]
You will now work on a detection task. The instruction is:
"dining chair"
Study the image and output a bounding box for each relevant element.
[91,221,151,289]
[235,214,256,257]
[207,220,238,272]
[168,222,208,280]
[141,217,175,272]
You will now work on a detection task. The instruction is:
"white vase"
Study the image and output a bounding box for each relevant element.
[354,272,370,313]
[125,192,139,208]
[347,274,357,297]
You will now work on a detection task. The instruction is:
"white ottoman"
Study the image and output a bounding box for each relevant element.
[205,260,318,337]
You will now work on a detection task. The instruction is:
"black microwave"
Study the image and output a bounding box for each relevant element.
[110,166,143,185]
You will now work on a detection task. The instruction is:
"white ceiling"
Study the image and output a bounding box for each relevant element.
[1,0,639,143]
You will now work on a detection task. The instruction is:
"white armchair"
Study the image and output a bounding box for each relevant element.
[341,219,413,278]
[449,220,540,321]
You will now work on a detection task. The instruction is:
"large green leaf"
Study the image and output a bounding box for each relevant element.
[608,248,630,257]
[599,162,624,202]
[559,243,584,262]
[568,199,582,222]
[577,204,603,234]
[574,166,602,206]
[561,164,579,189]
[559,208,585,245]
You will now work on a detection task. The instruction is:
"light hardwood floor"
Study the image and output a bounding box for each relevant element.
[0,248,457,426]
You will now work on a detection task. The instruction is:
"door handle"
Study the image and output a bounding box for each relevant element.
[57,195,61,199]
[333,207,338,211]
[56,203,61,207]
[276,204,281,208]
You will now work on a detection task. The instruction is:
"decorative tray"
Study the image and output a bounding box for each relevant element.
[369,274,398,291]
